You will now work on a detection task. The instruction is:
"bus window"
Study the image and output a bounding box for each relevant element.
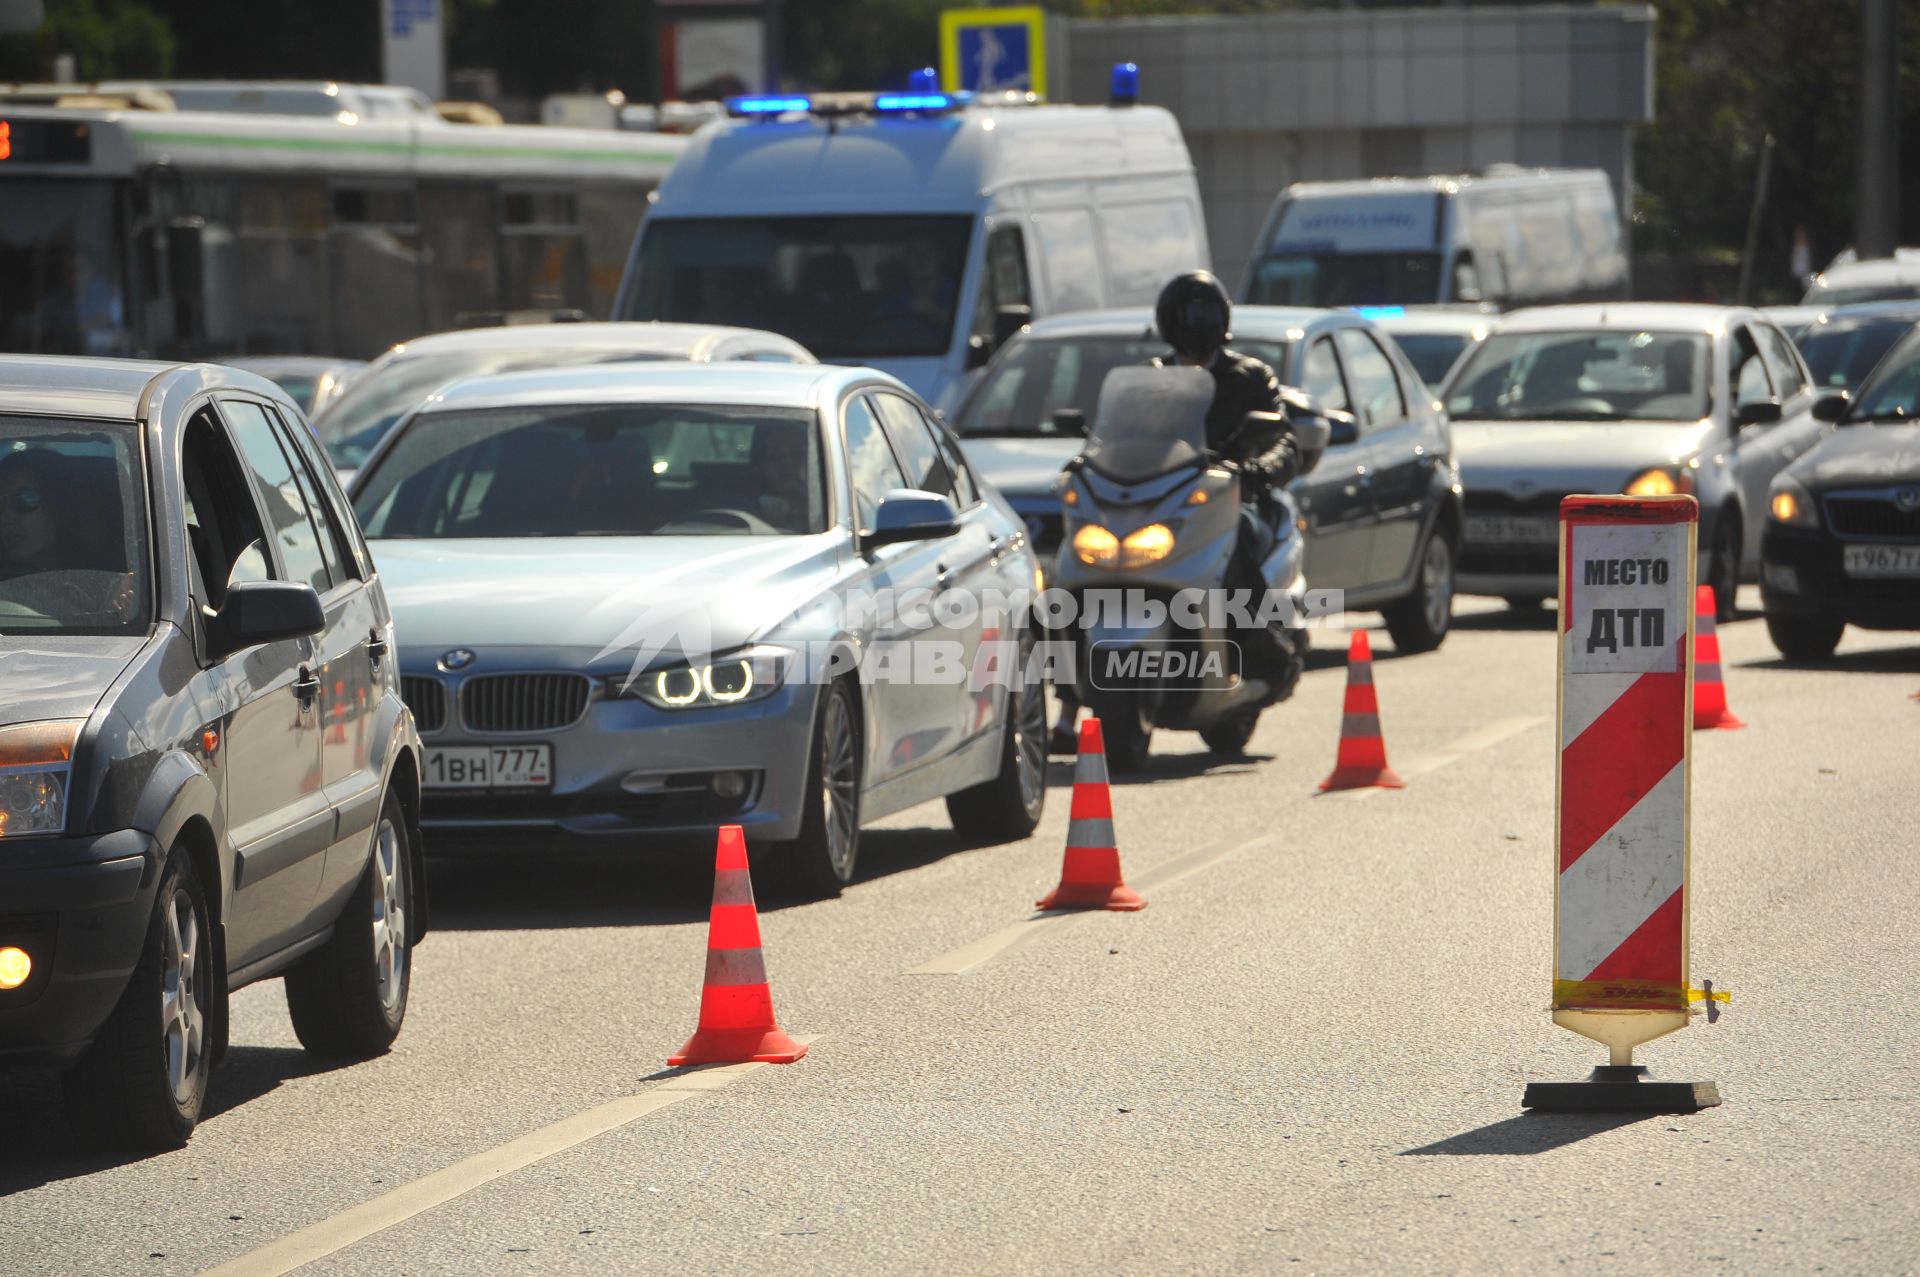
[331,184,425,358]
[238,179,329,353]
[0,179,128,356]
[420,184,500,331]
[501,188,586,315]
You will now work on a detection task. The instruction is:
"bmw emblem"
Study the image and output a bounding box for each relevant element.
[438,648,476,672]
[1896,488,1920,513]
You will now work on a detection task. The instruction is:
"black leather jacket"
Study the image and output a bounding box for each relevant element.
[1154,348,1301,489]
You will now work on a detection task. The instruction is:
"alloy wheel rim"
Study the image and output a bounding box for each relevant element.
[822,691,859,878]
[1424,537,1454,636]
[160,888,204,1105]
[1013,669,1048,813]
[370,819,407,1012]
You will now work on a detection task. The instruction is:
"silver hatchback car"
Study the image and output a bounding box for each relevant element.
[348,362,1046,897]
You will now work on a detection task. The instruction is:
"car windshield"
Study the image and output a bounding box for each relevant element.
[1848,332,1920,422]
[620,215,973,359]
[1387,332,1471,391]
[353,404,827,538]
[1796,318,1915,391]
[315,348,677,471]
[1247,252,1442,307]
[0,417,150,636]
[954,336,1289,438]
[1445,330,1711,422]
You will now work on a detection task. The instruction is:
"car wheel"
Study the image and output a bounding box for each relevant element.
[1199,707,1261,755]
[1765,612,1844,661]
[285,790,412,1057]
[1503,596,1543,612]
[61,848,213,1150]
[1087,688,1152,774]
[777,679,862,899]
[1707,517,1740,621]
[946,632,1047,842]
[1382,530,1455,654]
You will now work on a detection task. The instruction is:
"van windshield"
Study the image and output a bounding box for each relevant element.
[1248,252,1442,308]
[620,215,973,360]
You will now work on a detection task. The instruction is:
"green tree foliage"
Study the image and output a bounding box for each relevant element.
[1633,0,1920,294]
[0,0,176,81]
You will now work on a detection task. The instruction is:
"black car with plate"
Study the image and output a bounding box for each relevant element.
[1761,324,1920,658]
[0,356,425,1149]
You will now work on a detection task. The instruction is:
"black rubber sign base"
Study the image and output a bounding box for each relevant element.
[1523,1065,1723,1113]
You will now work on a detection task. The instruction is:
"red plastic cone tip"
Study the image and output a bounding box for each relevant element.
[1691,590,1746,731]
[1348,629,1372,662]
[1078,715,1106,755]
[668,826,807,1066]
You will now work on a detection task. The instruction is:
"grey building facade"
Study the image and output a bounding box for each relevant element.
[1056,4,1655,287]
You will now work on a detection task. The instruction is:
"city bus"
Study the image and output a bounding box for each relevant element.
[0,95,688,361]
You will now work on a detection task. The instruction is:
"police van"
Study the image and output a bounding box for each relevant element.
[612,72,1210,410]
[1239,167,1626,312]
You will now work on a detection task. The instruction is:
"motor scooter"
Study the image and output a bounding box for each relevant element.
[1050,366,1329,771]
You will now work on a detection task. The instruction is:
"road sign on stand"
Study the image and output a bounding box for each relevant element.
[939,7,1047,97]
[1524,493,1723,1113]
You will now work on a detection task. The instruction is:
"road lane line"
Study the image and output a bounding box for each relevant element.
[906,833,1272,976]
[196,1043,817,1277]
[1329,714,1548,802]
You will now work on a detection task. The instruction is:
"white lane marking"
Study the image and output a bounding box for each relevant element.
[1331,714,1549,801]
[905,833,1272,976]
[196,1044,817,1277]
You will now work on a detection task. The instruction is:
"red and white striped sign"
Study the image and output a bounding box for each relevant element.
[1555,495,1697,1015]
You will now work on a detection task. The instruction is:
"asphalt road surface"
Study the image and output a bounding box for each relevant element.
[4,592,1917,1276]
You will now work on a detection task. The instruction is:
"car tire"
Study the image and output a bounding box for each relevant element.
[1199,707,1260,755]
[775,679,863,899]
[1087,689,1152,773]
[1382,529,1455,654]
[61,848,213,1150]
[946,632,1047,842]
[1707,517,1740,621]
[1765,612,1844,661]
[285,791,412,1058]
[1503,596,1543,612]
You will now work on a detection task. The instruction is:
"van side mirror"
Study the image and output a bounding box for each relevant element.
[1811,392,1850,423]
[1735,398,1783,429]
[1051,408,1088,437]
[208,580,325,659]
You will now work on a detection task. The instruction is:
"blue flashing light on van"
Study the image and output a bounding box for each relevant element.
[1111,62,1140,105]
[725,95,813,118]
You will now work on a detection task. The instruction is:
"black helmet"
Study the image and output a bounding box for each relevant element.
[1155,270,1231,359]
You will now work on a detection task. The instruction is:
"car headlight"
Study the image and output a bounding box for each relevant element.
[607,645,794,710]
[1120,523,1176,568]
[0,720,81,839]
[1072,524,1120,569]
[1769,479,1818,528]
[1624,467,1692,498]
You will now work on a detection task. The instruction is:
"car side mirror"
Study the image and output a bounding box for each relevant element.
[965,335,994,371]
[993,304,1032,348]
[1323,409,1360,448]
[1735,398,1783,429]
[864,490,961,550]
[209,580,325,659]
[1811,392,1850,423]
[1051,408,1088,437]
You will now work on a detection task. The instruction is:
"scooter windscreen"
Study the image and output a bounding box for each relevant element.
[1079,366,1214,484]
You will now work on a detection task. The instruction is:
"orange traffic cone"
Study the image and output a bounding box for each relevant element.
[1692,585,1746,731]
[1037,717,1145,912]
[668,826,808,1066]
[1318,631,1405,791]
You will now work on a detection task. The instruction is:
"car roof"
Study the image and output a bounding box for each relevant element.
[1019,305,1343,343]
[418,361,887,415]
[1369,308,1495,336]
[376,321,813,362]
[1486,303,1758,336]
[1812,300,1920,323]
[1811,256,1920,289]
[0,355,299,421]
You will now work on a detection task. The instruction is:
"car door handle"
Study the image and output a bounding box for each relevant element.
[294,667,321,711]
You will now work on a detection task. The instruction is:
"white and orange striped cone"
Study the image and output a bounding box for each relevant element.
[668,826,808,1066]
[1036,717,1145,912]
[1318,631,1406,791]
[1692,585,1746,731]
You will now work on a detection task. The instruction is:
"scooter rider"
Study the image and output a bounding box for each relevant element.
[1048,270,1303,752]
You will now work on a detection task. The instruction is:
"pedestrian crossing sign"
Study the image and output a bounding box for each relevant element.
[939,6,1047,97]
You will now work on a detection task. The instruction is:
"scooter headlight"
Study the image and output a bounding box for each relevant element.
[1072,524,1120,569]
[1119,523,1176,568]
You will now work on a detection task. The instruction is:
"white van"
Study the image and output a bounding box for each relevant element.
[1240,167,1626,311]
[612,84,1210,411]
